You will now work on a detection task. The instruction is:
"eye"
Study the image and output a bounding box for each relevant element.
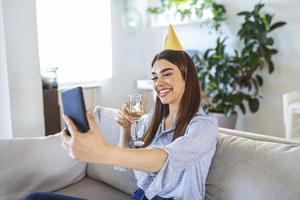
[151,76,158,81]
[163,73,172,77]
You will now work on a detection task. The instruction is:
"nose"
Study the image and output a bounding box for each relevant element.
[155,76,164,88]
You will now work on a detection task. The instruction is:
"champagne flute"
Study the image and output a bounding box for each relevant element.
[129,94,144,147]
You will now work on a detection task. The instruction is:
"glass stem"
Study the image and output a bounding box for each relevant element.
[134,120,139,141]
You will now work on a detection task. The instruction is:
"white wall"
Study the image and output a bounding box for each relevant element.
[97,0,153,109]
[0,0,13,139]
[1,0,299,138]
[98,0,300,138]
[0,0,44,138]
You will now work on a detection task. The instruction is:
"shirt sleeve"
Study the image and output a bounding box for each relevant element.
[144,115,217,198]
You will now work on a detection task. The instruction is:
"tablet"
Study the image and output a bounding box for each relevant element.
[61,87,89,135]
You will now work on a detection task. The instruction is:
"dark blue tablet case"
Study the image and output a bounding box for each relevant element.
[61,87,89,134]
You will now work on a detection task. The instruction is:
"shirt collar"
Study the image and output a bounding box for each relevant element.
[160,117,176,134]
[158,107,204,135]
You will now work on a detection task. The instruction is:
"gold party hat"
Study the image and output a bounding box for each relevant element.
[163,24,183,51]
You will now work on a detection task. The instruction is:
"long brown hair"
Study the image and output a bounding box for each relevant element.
[142,50,201,147]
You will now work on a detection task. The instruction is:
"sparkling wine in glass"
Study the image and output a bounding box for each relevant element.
[129,94,144,147]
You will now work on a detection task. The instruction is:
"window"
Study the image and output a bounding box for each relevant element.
[36,0,112,86]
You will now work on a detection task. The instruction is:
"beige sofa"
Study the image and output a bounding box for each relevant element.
[1,106,300,200]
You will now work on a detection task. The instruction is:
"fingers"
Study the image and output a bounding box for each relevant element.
[122,113,133,123]
[121,103,133,122]
[142,105,146,115]
[115,103,138,128]
[86,109,98,131]
[62,140,69,151]
[61,129,71,151]
[115,113,131,128]
[61,130,77,159]
[123,103,131,114]
[60,128,82,160]
[62,129,71,142]
[63,115,77,137]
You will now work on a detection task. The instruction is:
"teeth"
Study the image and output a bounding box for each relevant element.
[159,89,171,96]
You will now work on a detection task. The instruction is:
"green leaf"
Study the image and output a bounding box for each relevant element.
[252,79,259,95]
[208,81,217,90]
[203,105,210,114]
[256,75,263,86]
[263,37,274,46]
[237,11,251,16]
[177,8,193,20]
[172,0,190,5]
[204,49,213,59]
[244,21,257,30]
[269,22,287,32]
[265,14,272,24]
[232,94,243,105]
[147,7,164,14]
[201,78,206,90]
[268,60,274,73]
[254,3,264,14]
[239,103,246,114]
[248,98,260,113]
[224,106,234,117]
[260,46,271,62]
[262,14,272,29]
[269,49,278,54]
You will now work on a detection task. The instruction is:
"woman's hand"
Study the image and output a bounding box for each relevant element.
[61,110,113,165]
[115,103,134,129]
[61,109,167,173]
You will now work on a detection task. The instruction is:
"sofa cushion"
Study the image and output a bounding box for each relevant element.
[56,177,130,200]
[87,106,137,195]
[0,134,86,200]
[205,132,300,200]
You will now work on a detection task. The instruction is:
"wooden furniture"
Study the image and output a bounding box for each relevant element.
[43,89,61,136]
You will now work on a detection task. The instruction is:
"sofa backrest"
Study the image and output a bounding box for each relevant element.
[87,106,138,195]
[90,106,300,199]
[0,134,86,200]
[206,129,300,200]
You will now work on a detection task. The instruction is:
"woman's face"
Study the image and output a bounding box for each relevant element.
[152,59,186,107]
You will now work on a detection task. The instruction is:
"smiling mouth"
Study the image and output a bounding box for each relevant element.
[158,88,172,98]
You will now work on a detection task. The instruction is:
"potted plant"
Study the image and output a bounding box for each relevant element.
[147,0,226,30]
[192,3,286,128]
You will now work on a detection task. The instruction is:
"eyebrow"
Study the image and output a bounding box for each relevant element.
[151,68,174,75]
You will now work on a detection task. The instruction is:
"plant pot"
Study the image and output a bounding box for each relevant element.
[209,112,237,129]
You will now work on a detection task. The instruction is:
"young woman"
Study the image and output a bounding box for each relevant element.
[24,50,217,200]
[116,50,217,200]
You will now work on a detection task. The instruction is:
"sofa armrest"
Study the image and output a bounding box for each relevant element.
[0,133,86,200]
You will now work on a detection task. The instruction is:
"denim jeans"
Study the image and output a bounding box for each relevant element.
[24,188,173,200]
[24,192,87,200]
[130,188,173,200]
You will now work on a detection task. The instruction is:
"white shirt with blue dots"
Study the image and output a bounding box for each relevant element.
[115,108,217,200]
